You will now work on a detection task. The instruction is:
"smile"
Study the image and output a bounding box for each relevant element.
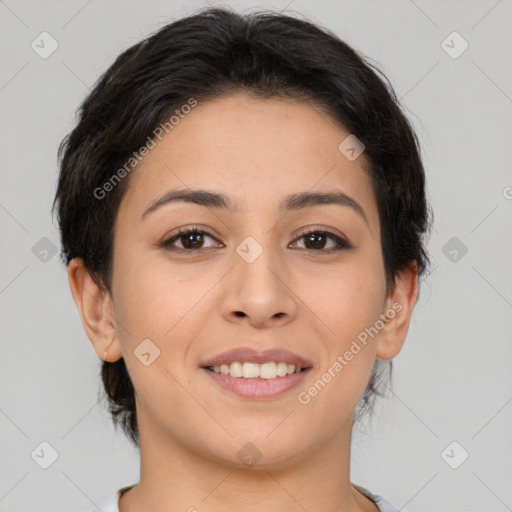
[205,361,306,379]
[201,365,312,399]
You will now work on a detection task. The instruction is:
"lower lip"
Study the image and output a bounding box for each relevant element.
[201,367,311,399]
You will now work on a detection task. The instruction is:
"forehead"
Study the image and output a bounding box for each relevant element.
[118,93,379,227]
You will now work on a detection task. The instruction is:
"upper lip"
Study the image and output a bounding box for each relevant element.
[201,347,313,369]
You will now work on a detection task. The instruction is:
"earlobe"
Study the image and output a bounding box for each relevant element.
[376,262,419,360]
[67,258,123,362]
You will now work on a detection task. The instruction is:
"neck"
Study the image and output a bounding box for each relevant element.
[119,411,378,512]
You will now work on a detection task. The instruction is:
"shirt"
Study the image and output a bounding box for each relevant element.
[87,483,403,512]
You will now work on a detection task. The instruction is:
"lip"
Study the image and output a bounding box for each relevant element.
[201,366,312,399]
[200,347,313,369]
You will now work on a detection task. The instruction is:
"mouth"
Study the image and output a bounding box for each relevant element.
[203,361,310,379]
[200,347,313,399]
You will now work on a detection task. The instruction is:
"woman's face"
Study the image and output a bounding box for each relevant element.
[107,92,398,466]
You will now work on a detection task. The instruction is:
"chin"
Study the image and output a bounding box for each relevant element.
[208,433,309,470]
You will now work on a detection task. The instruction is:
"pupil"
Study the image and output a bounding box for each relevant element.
[306,233,325,249]
[183,232,202,249]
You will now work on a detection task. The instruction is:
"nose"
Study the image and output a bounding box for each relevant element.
[220,243,298,329]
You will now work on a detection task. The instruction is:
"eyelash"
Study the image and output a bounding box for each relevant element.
[160,226,352,253]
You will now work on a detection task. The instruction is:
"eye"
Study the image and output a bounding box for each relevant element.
[160,227,352,253]
[290,229,352,252]
[161,227,222,251]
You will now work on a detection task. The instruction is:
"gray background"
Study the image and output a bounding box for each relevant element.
[1,0,511,511]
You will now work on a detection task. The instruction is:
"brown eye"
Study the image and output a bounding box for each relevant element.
[292,229,351,252]
[180,231,205,249]
[303,232,328,250]
[161,227,351,254]
[161,228,220,251]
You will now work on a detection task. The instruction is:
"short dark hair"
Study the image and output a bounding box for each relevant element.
[53,6,432,448]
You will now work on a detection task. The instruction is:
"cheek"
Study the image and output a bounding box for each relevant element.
[312,261,386,349]
[112,254,223,374]
[112,256,194,344]
[111,259,208,404]
[295,270,383,427]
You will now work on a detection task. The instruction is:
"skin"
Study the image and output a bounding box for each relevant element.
[68,92,418,512]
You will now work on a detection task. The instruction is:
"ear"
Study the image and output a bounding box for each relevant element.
[67,258,123,362]
[376,262,419,360]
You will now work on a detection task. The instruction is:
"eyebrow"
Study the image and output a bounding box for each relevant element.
[141,188,369,226]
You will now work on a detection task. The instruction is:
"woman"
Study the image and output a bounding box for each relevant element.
[53,6,431,512]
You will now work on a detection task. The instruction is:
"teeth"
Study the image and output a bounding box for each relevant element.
[276,362,288,377]
[210,361,303,379]
[243,362,260,378]
[229,361,243,377]
[259,362,276,379]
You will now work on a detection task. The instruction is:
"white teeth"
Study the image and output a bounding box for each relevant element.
[242,362,260,378]
[230,361,243,377]
[276,362,288,377]
[259,362,276,379]
[209,361,303,379]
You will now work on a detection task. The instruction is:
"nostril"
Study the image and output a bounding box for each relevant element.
[234,311,246,317]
